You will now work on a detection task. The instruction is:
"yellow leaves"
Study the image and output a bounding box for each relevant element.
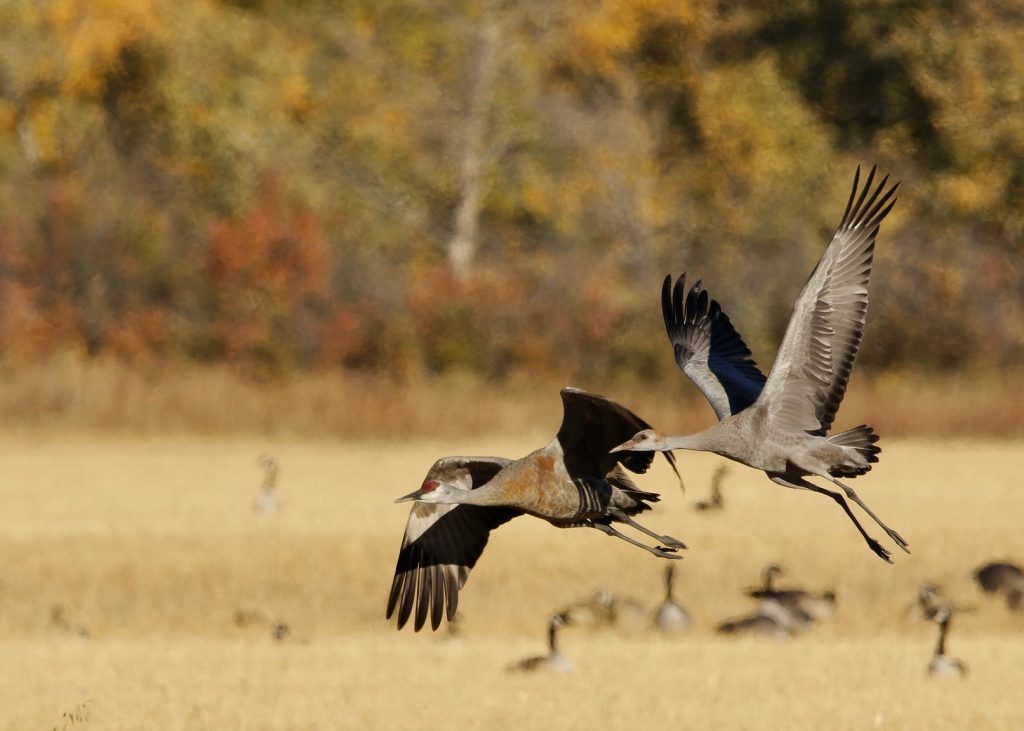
[935,168,1009,217]
[40,0,163,96]
[23,98,61,164]
[565,0,709,77]
[697,56,830,178]
[281,74,312,122]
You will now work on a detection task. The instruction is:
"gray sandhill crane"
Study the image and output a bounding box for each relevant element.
[509,614,573,674]
[928,608,967,678]
[612,166,908,562]
[653,565,692,633]
[694,465,728,512]
[973,560,1024,610]
[254,455,280,515]
[716,599,799,638]
[387,387,683,631]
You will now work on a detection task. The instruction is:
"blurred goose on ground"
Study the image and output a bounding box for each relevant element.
[558,590,646,630]
[716,600,800,638]
[387,387,683,631]
[694,465,728,512]
[973,560,1024,610]
[928,608,967,678]
[904,582,974,621]
[745,565,837,626]
[508,614,572,674]
[612,167,908,562]
[254,454,280,515]
[653,565,692,634]
[50,604,90,638]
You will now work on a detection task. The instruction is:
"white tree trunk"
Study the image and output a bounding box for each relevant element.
[448,6,499,280]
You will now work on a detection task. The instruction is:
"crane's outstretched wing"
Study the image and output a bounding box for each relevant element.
[662,273,767,420]
[556,387,680,487]
[761,165,899,435]
[387,457,519,632]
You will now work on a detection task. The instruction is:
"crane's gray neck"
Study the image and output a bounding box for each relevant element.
[660,428,727,454]
[441,480,511,508]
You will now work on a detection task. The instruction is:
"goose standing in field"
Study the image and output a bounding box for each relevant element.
[927,608,967,678]
[508,614,573,674]
[653,564,692,633]
[254,454,280,515]
[612,166,909,562]
[387,387,683,631]
[694,465,728,512]
[973,560,1024,610]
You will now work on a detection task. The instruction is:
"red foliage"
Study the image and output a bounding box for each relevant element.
[206,175,332,368]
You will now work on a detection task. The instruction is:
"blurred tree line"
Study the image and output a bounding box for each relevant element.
[0,0,1021,385]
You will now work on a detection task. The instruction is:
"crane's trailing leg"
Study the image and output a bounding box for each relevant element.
[607,508,688,549]
[816,473,910,553]
[589,522,682,560]
[770,475,893,563]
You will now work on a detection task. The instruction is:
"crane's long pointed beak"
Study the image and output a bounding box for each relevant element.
[609,439,634,454]
[394,489,423,504]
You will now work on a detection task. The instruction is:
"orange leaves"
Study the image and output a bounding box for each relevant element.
[206,176,331,368]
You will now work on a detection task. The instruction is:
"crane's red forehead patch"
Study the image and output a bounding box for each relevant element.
[421,480,440,493]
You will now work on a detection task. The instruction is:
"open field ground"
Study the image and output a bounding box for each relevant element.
[1,431,1022,729]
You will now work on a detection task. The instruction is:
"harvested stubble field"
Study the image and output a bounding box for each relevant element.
[1,430,1022,730]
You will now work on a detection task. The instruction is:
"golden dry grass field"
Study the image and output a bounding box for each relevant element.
[1,430,1022,729]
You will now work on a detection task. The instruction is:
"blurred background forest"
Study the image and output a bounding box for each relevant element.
[0,0,1021,435]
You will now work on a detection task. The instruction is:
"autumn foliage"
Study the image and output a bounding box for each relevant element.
[0,0,1021,386]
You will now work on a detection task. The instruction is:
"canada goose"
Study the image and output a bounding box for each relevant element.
[928,608,967,678]
[973,561,1024,610]
[716,600,799,638]
[694,465,728,511]
[509,614,573,674]
[653,565,692,633]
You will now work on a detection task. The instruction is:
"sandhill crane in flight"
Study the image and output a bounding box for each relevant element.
[973,560,1024,610]
[694,465,728,512]
[653,564,692,633]
[928,608,967,678]
[612,166,909,562]
[508,614,573,674]
[386,388,683,631]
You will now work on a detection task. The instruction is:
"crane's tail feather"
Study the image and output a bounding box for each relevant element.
[827,424,880,477]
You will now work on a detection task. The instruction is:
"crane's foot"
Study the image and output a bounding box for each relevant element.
[660,534,688,550]
[655,547,683,560]
[886,527,911,553]
[867,538,893,564]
